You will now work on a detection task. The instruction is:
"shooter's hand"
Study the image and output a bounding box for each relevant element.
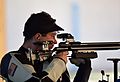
[70,58,92,82]
[69,58,85,67]
[54,51,69,63]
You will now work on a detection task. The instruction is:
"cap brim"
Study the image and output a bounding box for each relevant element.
[46,24,64,33]
[53,24,64,31]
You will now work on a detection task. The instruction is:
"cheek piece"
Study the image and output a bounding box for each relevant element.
[30,41,53,61]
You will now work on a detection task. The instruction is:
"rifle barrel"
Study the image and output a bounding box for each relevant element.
[54,42,120,51]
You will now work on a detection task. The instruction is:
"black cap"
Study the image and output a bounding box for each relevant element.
[23,11,64,39]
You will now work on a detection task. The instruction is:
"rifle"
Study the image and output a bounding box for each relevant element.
[52,33,120,58]
[34,33,120,59]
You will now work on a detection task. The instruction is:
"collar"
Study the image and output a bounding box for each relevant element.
[18,46,29,53]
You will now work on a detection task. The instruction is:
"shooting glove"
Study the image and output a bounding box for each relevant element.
[70,58,92,82]
[69,58,85,67]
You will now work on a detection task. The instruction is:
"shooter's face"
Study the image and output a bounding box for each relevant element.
[37,32,57,49]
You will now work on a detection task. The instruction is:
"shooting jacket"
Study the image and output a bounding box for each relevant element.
[1,46,70,82]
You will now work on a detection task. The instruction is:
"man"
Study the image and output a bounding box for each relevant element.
[1,11,91,82]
